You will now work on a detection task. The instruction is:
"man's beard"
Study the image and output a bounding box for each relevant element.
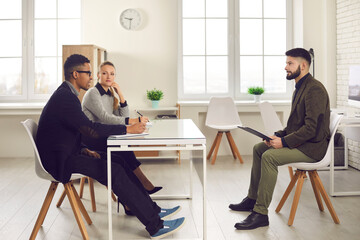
[286,65,301,80]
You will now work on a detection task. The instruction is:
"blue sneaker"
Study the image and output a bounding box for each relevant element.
[151,217,185,239]
[159,206,181,219]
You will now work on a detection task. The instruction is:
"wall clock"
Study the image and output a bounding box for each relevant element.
[119,8,142,31]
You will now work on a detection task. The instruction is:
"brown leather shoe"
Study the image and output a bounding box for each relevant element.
[229,197,256,211]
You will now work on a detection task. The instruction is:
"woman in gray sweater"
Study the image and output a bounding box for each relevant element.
[82,61,162,213]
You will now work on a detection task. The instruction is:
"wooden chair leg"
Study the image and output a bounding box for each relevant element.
[177,150,181,164]
[225,131,236,159]
[56,189,66,208]
[88,177,96,212]
[79,177,86,198]
[30,182,58,240]
[288,166,294,179]
[225,131,244,164]
[111,191,117,202]
[64,182,90,240]
[308,171,324,211]
[313,171,340,224]
[276,170,301,213]
[288,171,306,226]
[211,132,223,165]
[106,186,117,202]
[207,132,221,160]
[71,183,93,225]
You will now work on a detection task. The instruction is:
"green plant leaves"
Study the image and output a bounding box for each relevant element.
[248,87,264,95]
[147,88,164,100]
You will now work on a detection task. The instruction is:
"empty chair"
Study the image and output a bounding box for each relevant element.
[22,119,92,240]
[258,101,283,136]
[275,112,342,226]
[206,97,243,165]
[259,101,294,178]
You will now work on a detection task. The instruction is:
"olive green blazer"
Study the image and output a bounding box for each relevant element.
[275,74,330,161]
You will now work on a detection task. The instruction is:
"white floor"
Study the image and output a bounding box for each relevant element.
[0,155,360,240]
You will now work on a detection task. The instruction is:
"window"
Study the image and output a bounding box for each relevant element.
[178,0,292,100]
[0,0,81,102]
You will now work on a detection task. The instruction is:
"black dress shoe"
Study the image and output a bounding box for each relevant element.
[147,186,162,195]
[234,212,269,230]
[229,197,256,211]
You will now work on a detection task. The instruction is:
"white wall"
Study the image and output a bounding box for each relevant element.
[294,0,337,107]
[0,115,40,158]
[82,0,178,109]
[0,0,340,158]
[336,0,360,170]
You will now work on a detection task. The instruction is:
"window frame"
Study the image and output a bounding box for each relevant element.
[0,0,82,103]
[178,0,293,101]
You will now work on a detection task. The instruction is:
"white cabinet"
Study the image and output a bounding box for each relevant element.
[134,104,180,119]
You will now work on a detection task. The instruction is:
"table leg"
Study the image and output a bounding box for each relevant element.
[107,148,113,240]
[189,157,193,199]
[203,147,207,240]
[330,124,360,196]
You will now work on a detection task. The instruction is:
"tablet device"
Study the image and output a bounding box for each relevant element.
[237,126,273,141]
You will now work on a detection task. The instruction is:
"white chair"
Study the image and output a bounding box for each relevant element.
[21,119,92,240]
[206,97,244,165]
[275,112,342,226]
[258,101,283,136]
[259,101,294,179]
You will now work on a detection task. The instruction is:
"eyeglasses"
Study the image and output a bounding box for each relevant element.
[73,70,92,77]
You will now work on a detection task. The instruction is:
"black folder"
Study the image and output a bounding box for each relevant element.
[237,126,273,141]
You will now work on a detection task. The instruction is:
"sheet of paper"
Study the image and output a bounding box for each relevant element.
[109,132,149,139]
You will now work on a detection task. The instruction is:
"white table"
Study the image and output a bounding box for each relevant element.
[107,119,207,239]
[330,116,360,196]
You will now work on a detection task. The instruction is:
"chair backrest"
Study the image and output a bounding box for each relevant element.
[316,112,343,167]
[291,112,343,170]
[21,119,55,181]
[259,101,283,135]
[205,97,242,128]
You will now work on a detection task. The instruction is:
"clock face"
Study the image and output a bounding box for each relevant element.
[120,9,142,30]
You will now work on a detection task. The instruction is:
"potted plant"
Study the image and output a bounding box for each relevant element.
[147,88,164,108]
[248,86,264,102]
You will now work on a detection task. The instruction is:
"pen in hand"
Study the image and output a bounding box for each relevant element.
[136,110,143,117]
[135,110,150,122]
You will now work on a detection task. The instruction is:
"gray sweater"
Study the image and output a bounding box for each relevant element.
[82,83,129,125]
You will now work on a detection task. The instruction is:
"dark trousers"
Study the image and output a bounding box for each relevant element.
[71,152,163,235]
[82,137,141,171]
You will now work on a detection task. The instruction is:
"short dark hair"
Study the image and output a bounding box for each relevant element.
[285,48,312,66]
[64,54,90,81]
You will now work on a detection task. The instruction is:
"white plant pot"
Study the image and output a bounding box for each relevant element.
[254,95,261,102]
[151,100,159,108]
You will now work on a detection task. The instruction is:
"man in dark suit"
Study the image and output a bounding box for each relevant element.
[36,54,184,238]
[229,48,330,230]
